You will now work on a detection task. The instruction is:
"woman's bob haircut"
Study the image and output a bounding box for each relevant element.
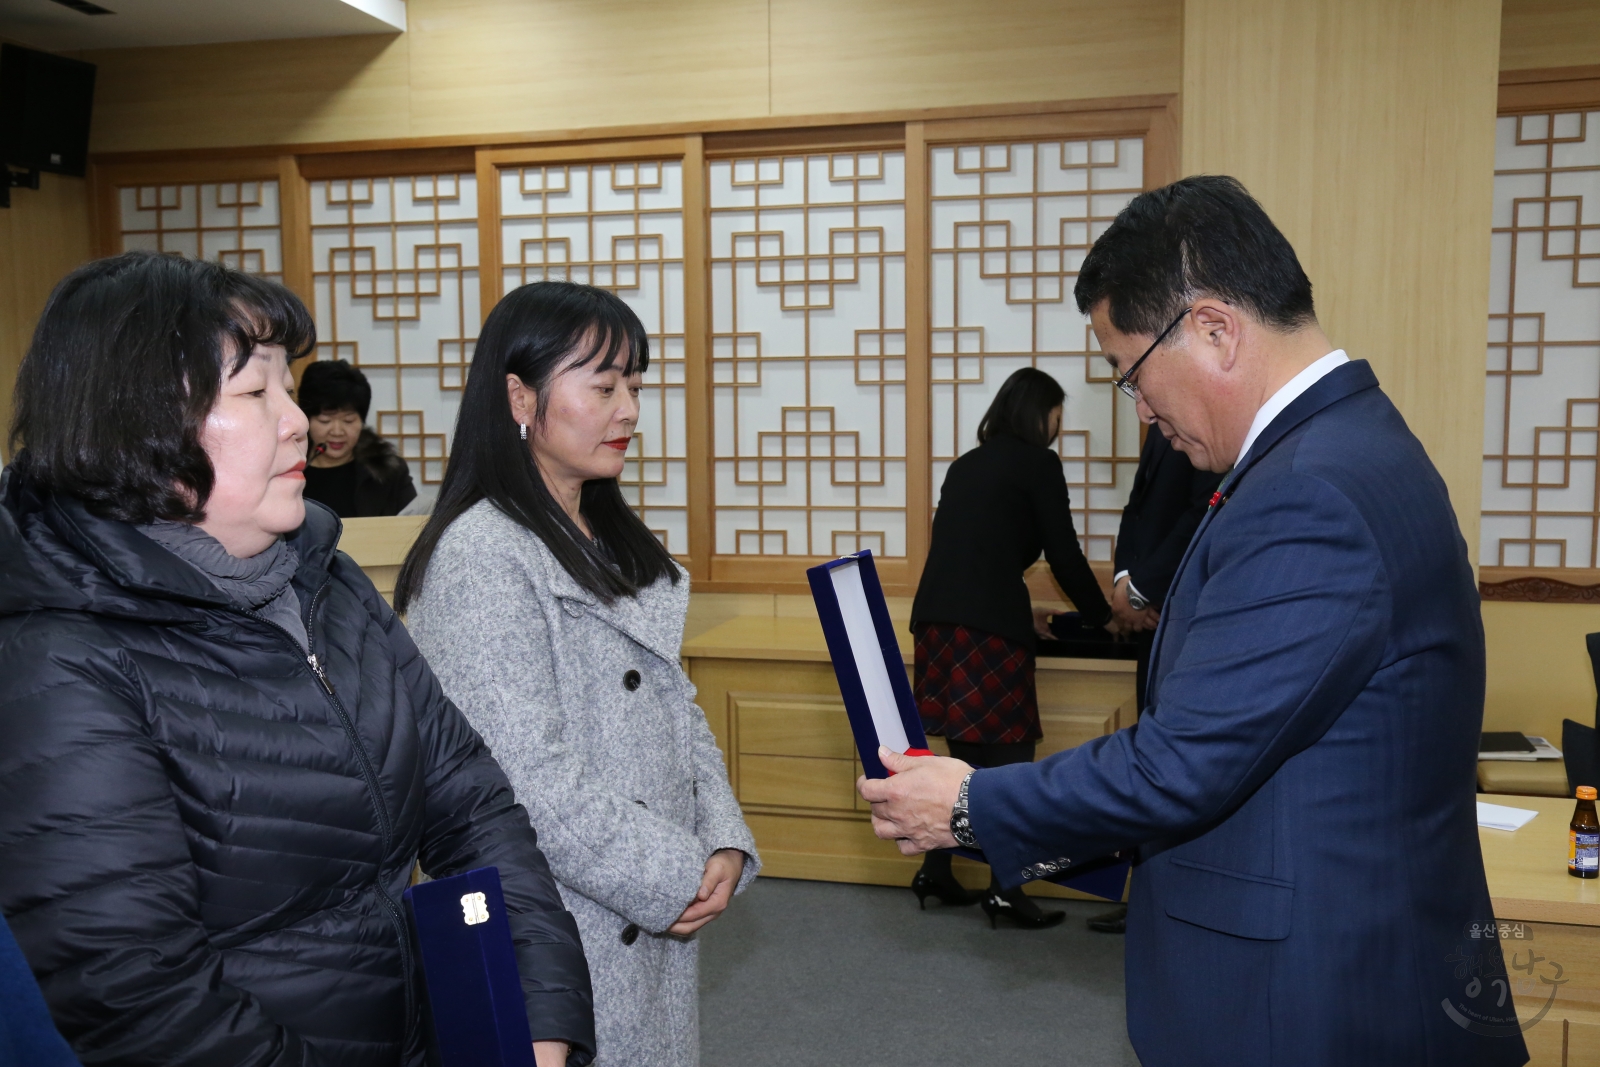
[8,251,316,524]
[977,366,1066,449]
[395,280,680,611]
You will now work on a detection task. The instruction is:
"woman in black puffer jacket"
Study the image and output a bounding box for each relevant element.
[0,252,595,1067]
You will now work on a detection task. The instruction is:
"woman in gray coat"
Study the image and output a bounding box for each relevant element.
[397,281,758,1067]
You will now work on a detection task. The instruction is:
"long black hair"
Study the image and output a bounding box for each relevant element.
[9,251,315,523]
[976,366,1065,449]
[394,281,679,611]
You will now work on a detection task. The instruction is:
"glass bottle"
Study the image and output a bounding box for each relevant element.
[1570,786,1599,879]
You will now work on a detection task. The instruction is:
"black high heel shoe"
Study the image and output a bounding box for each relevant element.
[981,887,1066,929]
[911,868,983,909]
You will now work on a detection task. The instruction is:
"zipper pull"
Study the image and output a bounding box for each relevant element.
[307,653,335,695]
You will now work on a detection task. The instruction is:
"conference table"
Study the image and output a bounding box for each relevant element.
[1482,794,1600,1065]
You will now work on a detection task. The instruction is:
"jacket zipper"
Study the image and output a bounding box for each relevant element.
[244,581,418,1037]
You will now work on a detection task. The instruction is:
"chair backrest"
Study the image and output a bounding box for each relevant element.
[1589,633,1600,725]
[1566,633,1600,795]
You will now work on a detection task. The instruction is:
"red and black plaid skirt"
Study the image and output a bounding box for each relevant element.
[913,623,1039,745]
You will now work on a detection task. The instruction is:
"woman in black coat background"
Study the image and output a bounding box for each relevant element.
[909,366,1113,929]
[0,252,594,1066]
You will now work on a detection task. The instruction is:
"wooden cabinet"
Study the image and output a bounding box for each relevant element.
[683,615,1137,899]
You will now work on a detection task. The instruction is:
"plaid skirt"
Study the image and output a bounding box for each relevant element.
[913,622,1040,745]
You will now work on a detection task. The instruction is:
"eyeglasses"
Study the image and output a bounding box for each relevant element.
[1113,307,1191,401]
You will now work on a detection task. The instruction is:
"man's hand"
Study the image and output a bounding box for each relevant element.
[856,747,973,855]
[666,849,745,936]
[533,1042,568,1066]
[1111,575,1161,633]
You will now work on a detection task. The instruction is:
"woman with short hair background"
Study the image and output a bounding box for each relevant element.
[296,357,418,517]
[0,251,594,1066]
[398,280,758,1067]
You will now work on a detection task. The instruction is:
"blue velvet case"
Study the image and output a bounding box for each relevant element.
[807,550,1129,901]
[404,866,536,1067]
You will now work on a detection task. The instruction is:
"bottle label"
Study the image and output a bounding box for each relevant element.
[1570,830,1600,871]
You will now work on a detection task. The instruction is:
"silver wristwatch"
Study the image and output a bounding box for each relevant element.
[1126,585,1150,612]
[950,771,979,849]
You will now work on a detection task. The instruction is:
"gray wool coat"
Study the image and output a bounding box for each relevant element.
[406,501,759,1067]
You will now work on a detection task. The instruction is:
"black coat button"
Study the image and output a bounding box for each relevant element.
[620,923,640,945]
[623,670,641,691]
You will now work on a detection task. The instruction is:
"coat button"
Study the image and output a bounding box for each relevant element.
[620,923,640,945]
[623,669,641,691]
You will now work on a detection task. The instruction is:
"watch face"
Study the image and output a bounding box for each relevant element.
[1128,593,1148,611]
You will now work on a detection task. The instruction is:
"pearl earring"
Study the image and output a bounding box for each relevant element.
[519,423,528,441]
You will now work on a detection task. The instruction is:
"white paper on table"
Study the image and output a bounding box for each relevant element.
[1476,801,1540,832]
[828,561,911,755]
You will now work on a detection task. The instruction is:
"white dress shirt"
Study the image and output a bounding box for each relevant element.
[1113,350,1349,600]
[1234,349,1349,466]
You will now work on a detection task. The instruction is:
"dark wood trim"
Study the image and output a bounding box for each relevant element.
[1480,566,1600,602]
[1499,65,1600,113]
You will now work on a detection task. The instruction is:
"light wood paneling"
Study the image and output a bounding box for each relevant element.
[768,0,1181,115]
[0,173,94,454]
[1501,0,1600,72]
[84,33,412,154]
[1181,0,1502,557]
[1483,600,1600,752]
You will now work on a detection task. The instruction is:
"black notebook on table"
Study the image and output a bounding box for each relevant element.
[1479,731,1536,754]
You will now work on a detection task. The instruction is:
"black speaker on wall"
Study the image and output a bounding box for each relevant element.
[0,43,96,208]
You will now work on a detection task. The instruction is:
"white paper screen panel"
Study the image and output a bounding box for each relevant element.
[118,181,283,282]
[309,174,479,487]
[500,161,688,555]
[1483,112,1600,567]
[708,151,908,559]
[928,138,1144,562]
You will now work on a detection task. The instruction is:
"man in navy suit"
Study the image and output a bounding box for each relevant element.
[861,176,1526,1066]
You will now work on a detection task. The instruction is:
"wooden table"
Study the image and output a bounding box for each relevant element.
[681,614,1137,900]
[1482,794,1600,1064]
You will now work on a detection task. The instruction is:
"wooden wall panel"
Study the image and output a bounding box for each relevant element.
[405,0,770,138]
[1181,0,1502,557]
[84,34,412,154]
[767,0,1181,115]
[0,174,94,457]
[79,0,1183,156]
[1501,0,1600,72]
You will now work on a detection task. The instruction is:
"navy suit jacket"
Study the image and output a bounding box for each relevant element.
[970,362,1528,1067]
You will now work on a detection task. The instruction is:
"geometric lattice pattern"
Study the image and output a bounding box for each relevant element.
[118,181,283,282]
[309,174,480,486]
[1483,111,1600,567]
[499,161,688,554]
[708,151,908,557]
[928,138,1145,561]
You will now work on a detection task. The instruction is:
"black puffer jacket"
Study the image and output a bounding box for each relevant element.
[0,471,595,1066]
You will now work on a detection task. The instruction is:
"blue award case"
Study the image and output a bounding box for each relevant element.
[404,866,536,1067]
[807,550,1130,901]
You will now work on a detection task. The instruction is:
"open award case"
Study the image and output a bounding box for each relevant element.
[807,550,1129,901]
[404,866,537,1067]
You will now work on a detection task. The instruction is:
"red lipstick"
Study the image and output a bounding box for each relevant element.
[603,438,631,451]
[281,460,307,479]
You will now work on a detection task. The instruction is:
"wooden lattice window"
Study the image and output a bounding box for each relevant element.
[1483,110,1600,568]
[927,137,1145,562]
[308,174,480,487]
[708,150,908,560]
[117,181,283,282]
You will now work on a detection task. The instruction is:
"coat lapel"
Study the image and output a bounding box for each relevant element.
[1144,360,1380,699]
[534,541,689,664]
